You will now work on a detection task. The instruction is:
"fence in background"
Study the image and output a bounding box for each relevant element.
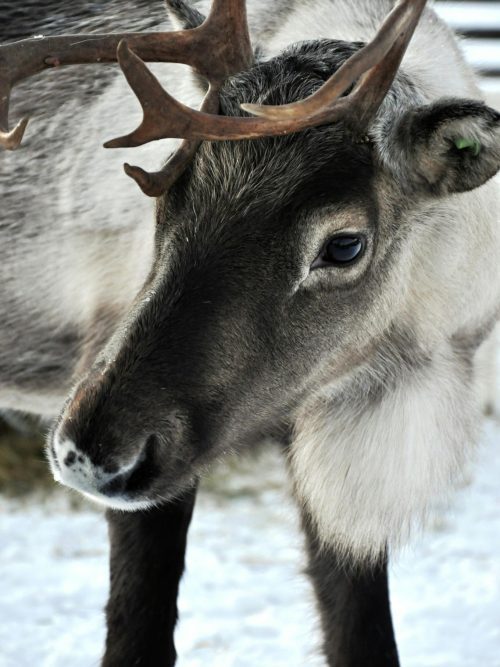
[436,1,500,76]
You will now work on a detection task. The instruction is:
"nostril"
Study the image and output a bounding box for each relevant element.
[125,434,160,493]
[102,462,120,475]
[63,450,77,467]
[99,434,159,498]
[100,471,127,497]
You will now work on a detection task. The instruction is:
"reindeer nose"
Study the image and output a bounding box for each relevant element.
[48,431,158,507]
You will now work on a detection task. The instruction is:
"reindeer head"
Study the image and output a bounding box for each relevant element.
[3,1,499,531]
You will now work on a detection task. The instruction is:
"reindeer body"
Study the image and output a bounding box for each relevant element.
[2,1,500,665]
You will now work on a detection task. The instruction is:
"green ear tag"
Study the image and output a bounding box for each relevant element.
[454,137,481,157]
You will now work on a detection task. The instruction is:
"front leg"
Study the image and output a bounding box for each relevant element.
[302,514,399,667]
[102,487,196,667]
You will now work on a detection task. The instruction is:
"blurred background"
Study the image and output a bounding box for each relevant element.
[1,2,500,666]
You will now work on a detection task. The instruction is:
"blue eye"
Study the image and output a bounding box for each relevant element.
[325,236,364,264]
[312,235,365,269]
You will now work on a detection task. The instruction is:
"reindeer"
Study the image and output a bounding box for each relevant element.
[1,0,499,665]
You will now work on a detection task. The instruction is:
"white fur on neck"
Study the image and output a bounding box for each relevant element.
[291,347,479,563]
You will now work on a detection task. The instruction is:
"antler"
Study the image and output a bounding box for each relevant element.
[0,0,252,192]
[108,0,426,147]
[1,0,427,196]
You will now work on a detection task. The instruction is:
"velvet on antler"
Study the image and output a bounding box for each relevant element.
[0,0,427,196]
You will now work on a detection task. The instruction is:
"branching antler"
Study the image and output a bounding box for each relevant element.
[0,0,252,193]
[1,0,427,196]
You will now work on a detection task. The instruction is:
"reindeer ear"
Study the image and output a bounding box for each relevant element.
[380,99,500,196]
[165,0,205,30]
[165,1,209,93]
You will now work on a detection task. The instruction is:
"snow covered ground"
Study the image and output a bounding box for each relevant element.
[1,419,500,667]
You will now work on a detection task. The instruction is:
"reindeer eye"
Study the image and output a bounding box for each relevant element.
[312,235,365,269]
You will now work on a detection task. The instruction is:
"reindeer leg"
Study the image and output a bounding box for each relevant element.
[301,514,399,667]
[102,486,197,667]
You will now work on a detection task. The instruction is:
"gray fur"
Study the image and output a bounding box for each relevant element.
[2,0,500,562]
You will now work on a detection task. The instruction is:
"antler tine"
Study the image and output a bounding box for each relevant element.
[122,87,220,196]
[202,0,253,78]
[0,32,194,151]
[103,40,235,148]
[0,117,29,150]
[124,144,197,197]
[0,0,253,151]
[0,80,29,149]
[0,80,28,151]
[347,0,427,129]
[241,0,427,124]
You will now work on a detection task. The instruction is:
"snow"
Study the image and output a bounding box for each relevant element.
[1,420,500,667]
[393,420,500,667]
